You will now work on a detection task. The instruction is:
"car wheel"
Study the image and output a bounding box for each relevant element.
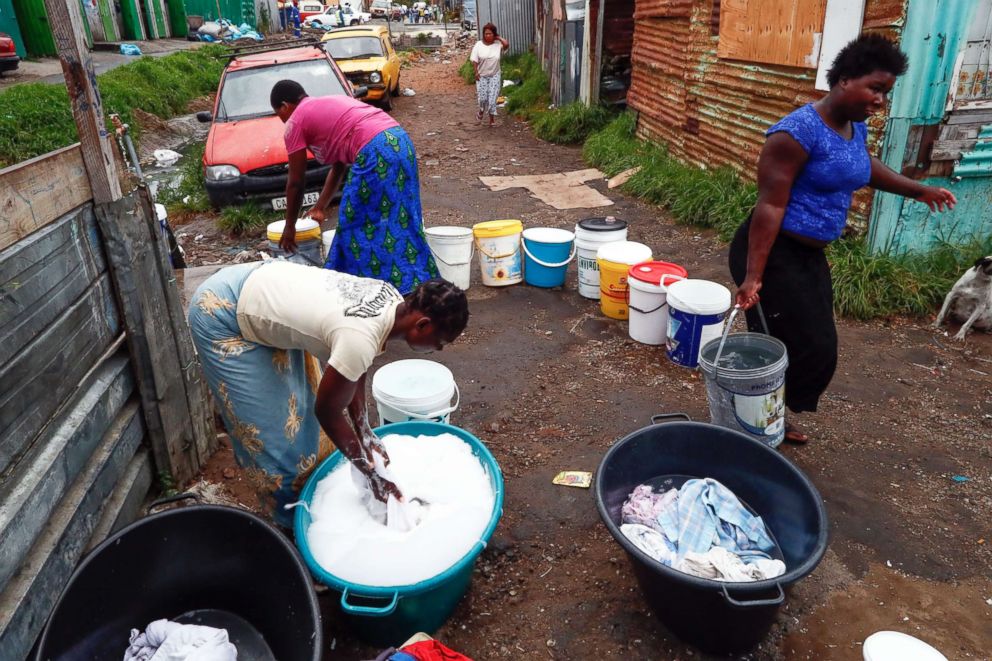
[393,73,400,94]
[350,19,358,25]
[381,85,393,111]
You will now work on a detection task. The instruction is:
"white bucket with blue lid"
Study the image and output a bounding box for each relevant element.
[665,279,732,368]
[371,359,460,425]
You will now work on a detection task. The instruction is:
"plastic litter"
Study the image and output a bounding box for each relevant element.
[198,33,216,42]
[119,43,142,56]
[198,21,223,37]
[553,471,593,488]
[951,475,970,482]
[502,80,516,87]
[401,88,416,96]
[153,149,182,168]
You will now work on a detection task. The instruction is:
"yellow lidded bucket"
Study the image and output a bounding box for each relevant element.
[472,220,523,287]
[267,218,322,243]
[596,241,653,319]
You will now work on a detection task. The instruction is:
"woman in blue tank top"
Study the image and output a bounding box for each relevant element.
[729,35,956,444]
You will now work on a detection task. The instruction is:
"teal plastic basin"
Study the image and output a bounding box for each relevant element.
[294,421,504,646]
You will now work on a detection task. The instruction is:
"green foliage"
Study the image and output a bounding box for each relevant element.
[531,101,614,144]
[156,142,211,214]
[218,202,278,235]
[0,45,226,167]
[458,58,475,85]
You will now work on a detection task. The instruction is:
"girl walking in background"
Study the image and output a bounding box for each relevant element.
[471,23,509,126]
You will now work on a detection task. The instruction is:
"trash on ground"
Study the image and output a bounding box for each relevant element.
[479,169,613,210]
[608,166,642,189]
[402,88,417,96]
[952,475,970,482]
[553,471,592,488]
[502,80,516,87]
[153,149,182,168]
[119,44,142,56]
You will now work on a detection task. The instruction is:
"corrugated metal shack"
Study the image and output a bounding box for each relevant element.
[477,0,535,56]
[626,0,992,251]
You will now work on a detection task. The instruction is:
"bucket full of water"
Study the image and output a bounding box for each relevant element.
[372,359,460,425]
[666,279,732,368]
[473,220,523,287]
[522,227,575,288]
[425,226,474,290]
[627,261,687,345]
[597,241,652,320]
[267,219,323,266]
[574,217,628,299]
[699,306,788,448]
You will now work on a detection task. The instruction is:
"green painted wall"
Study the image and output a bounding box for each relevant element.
[11,0,56,57]
[120,0,145,39]
[0,0,27,57]
[166,0,186,36]
[183,0,255,27]
[868,0,990,254]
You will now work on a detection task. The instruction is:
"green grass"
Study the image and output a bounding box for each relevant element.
[458,58,475,85]
[531,101,615,144]
[503,53,550,120]
[0,45,226,167]
[155,142,211,215]
[218,202,279,235]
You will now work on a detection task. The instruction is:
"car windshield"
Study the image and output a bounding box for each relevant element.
[324,37,384,60]
[217,59,347,121]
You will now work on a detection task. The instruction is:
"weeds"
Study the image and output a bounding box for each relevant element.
[155,143,211,215]
[458,58,476,85]
[0,45,226,167]
[531,101,614,144]
[218,202,278,235]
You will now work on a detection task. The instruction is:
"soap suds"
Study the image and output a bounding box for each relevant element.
[306,433,495,586]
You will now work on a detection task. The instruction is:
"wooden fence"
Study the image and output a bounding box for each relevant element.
[0,143,213,659]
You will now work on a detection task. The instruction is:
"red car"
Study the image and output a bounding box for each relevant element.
[198,43,364,209]
[0,33,19,74]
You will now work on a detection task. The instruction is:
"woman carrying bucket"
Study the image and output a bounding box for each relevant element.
[188,261,469,529]
[730,35,956,444]
[271,80,439,295]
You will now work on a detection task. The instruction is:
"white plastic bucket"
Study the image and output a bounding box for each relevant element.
[862,631,948,661]
[321,230,336,261]
[627,261,687,345]
[665,279,732,368]
[574,217,628,299]
[371,359,460,425]
[473,220,523,287]
[425,226,474,290]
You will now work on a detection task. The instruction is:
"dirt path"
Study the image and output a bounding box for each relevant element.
[192,53,992,660]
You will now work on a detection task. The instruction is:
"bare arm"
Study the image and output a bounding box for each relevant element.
[315,367,401,500]
[736,132,809,309]
[309,163,344,223]
[499,36,509,51]
[869,156,957,212]
[281,148,309,252]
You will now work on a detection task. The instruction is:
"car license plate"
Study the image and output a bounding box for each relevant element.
[271,192,320,210]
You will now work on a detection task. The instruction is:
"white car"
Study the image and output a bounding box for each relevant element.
[305,6,372,28]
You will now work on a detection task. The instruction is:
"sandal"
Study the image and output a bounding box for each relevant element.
[784,423,809,444]
[476,110,484,122]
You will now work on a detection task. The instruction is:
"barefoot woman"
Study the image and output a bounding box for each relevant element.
[730,35,956,443]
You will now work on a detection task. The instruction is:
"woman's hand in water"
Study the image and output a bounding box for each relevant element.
[367,471,403,502]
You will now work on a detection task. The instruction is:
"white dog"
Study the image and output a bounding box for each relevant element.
[934,256,992,340]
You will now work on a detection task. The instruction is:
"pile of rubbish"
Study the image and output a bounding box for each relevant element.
[196,19,264,42]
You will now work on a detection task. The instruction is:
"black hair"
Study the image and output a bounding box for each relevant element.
[827,34,908,88]
[270,80,307,109]
[408,279,469,342]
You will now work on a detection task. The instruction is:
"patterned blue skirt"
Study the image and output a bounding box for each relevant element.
[325,127,438,295]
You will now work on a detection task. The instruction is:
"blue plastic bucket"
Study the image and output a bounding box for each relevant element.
[665,279,732,368]
[294,421,504,646]
[522,227,575,288]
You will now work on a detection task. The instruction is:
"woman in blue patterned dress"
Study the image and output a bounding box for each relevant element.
[730,35,956,444]
[272,80,438,295]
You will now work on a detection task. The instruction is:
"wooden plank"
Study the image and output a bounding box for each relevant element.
[0,145,93,253]
[0,350,133,593]
[947,109,992,125]
[932,138,977,161]
[85,448,153,552]
[0,400,144,661]
[0,275,120,476]
[814,0,866,91]
[0,204,106,367]
[96,192,210,485]
[718,0,828,69]
[43,0,122,204]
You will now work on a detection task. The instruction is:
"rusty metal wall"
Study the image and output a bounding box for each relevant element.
[477,0,536,54]
[627,0,909,229]
[603,0,635,56]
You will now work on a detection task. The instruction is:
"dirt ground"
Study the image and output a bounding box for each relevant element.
[182,53,992,659]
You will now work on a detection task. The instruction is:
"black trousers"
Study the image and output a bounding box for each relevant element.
[728,218,837,413]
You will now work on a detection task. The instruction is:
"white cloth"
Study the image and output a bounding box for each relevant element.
[470,41,503,78]
[124,619,237,661]
[620,524,785,582]
[349,450,428,532]
[236,262,401,381]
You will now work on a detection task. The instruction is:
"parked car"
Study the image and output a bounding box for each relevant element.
[322,25,400,110]
[369,0,390,17]
[0,33,19,75]
[197,43,364,209]
[298,0,326,21]
[304,5,371,28]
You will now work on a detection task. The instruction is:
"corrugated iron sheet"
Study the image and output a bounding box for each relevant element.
[862,0,906,30]
[603,0,635,56]
[477,0,535,55]
[633,0,691,19]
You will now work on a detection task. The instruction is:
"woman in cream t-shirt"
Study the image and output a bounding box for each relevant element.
[188,261,469,528]
[470,23,509,126]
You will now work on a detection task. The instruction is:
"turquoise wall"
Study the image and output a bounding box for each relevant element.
[868,0,989,254]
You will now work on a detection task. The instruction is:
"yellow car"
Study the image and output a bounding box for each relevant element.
[321,25,401,110]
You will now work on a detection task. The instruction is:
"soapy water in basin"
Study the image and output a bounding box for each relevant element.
[306,433,495,586]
